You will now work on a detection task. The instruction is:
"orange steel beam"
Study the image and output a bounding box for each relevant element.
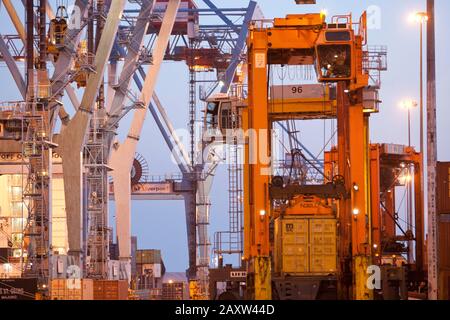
[413,153,424,273]
[245,29,272,300]
[336,82,352,299]
[370,145,381,262]
[349,100,372,300]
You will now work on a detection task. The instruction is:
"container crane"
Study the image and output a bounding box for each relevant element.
[243,12,372,300]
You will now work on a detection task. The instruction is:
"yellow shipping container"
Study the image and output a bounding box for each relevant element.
[275,218,309,273]
[309,219,337,274]
[275,217,337,275]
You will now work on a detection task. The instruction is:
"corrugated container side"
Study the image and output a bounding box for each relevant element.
[274,216,337,275]
[50,279,92,300]
[149,288,162,300]
[136,249,162,264]
[93,280,104,299]
[82,279,94,300]
[118,280,129,300]
[131,236,137,277]
[162,282,184,300]
[437,162,450,214]
[382,144,406,155]
[439,270,450,300]
[309,219,337,273]
[276,218,309,274]
[93,280,128,300]
[438,217,450,270]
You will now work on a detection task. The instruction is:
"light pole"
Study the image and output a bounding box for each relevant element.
[401,99,418,147]
[401,99,418,264]
[410,9,428,277]
[415,12,428,158]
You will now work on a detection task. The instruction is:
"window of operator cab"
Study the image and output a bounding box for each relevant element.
[219,102,233,130]
[205,101,219,129]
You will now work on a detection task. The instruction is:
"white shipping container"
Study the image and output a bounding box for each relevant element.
[142,263,162,278]
[383,144,406,155]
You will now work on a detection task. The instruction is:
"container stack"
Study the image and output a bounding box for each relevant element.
[93,280,129,300]
[437,162,450,299]
[50,279,94,300]
[162,282,185,300]
[136,249,163,275]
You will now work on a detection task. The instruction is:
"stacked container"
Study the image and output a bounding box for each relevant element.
[50,279,93,300]
[162,282,185,300]
[93,280,128,300]
[274,217,337,275]
[437,162,450,299]
[136,249,165,277]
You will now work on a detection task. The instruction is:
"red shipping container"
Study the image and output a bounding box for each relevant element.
[93,280,128,300]
[437,162,450,214]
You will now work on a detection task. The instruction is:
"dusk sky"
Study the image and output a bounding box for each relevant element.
[0,0,448,272]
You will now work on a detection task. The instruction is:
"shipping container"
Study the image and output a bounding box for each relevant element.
[274,216,337,275]
[50,279,93,300]
[136,263,163,277]
[131,236,137,277]
[309,219,337,273]
[438,214,450,300]
[275,218,309,274]
[162,282,185,300]
[438,215,450,270]
[93,280,128,300]
[439,270,450,300]
[382,144,406,156]
[136,249,162,264]
[437,162,450,214]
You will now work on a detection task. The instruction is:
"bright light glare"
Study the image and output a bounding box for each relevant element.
[400,99,418,109]
[399,173,413,184]
[408,12,429,23]
[320,9,328,18]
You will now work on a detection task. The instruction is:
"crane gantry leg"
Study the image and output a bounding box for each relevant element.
[348,101,372,300]
[110,0,181,281]
[59,0,127,271]
[244,44,272,300]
